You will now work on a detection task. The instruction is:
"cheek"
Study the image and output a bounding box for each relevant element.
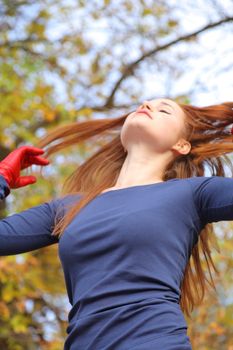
[149,117,177,138]
[152,118,182,138]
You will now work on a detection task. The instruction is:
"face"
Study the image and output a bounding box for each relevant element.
[120,98,190,156]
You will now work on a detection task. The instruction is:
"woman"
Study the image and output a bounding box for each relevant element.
[0,98,233,349]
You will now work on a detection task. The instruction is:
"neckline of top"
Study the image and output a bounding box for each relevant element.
[96,178,179,198]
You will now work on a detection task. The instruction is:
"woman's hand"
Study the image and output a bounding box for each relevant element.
[0,145,50,189]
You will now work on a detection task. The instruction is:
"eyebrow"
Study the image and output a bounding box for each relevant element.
[159,102,175,112]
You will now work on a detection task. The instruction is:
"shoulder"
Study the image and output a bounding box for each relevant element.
[53,193,82,205]
[170,176,214,193]
[183,175,232,186]
[51,193,83,212]
[183,175,214,184]
[182,175,233,197]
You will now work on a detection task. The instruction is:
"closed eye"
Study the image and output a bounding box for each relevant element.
[160,110,170,114]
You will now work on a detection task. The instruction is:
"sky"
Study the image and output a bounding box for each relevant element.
[44,0,233,106]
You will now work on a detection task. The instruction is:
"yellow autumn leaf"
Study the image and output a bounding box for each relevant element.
[44,110,56,121]
[209,321,225,335]
[10,314,28,334]
[2,283,17,302]
[0,301,10,320]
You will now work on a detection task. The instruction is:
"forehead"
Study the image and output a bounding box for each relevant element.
[150,98,181,112]
[149,98,186,121]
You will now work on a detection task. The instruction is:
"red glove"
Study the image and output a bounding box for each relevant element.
[0,145,50,189]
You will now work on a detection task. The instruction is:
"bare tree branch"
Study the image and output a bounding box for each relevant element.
[104,16,233,108]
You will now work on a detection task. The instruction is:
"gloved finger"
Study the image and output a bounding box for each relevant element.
[21,154,50,169]
[21,146,46,156]
[13,176,37,188]
[22,156,50,167]
[30,156,50,165]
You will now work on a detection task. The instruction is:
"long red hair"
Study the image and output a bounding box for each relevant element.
[35,100,233,318]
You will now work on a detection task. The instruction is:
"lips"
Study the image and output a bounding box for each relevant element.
[136,111,153,119]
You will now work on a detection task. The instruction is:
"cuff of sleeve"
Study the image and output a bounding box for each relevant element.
[0,174,11,199]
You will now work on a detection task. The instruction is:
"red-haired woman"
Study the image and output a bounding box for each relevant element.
[1,98,233,349]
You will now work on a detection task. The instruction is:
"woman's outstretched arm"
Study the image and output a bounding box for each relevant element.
[185,175,233,225]
[0,174,60,256]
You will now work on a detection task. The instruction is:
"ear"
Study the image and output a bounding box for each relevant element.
[171,138,191,155]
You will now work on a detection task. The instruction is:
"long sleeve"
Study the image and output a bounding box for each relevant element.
[0,174,11,199]
[185,175,233,225]
[0,174,60,256]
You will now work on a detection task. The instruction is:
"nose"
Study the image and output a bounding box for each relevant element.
[139,101,153,111]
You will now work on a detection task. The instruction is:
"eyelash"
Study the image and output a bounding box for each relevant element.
[160,110,170,114]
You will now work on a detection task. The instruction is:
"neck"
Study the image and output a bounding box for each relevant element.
[114,151,171,187]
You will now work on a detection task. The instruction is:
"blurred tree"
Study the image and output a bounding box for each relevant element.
[0,0,232,349]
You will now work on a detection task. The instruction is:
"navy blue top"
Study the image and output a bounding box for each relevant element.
[1,174,233,350]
